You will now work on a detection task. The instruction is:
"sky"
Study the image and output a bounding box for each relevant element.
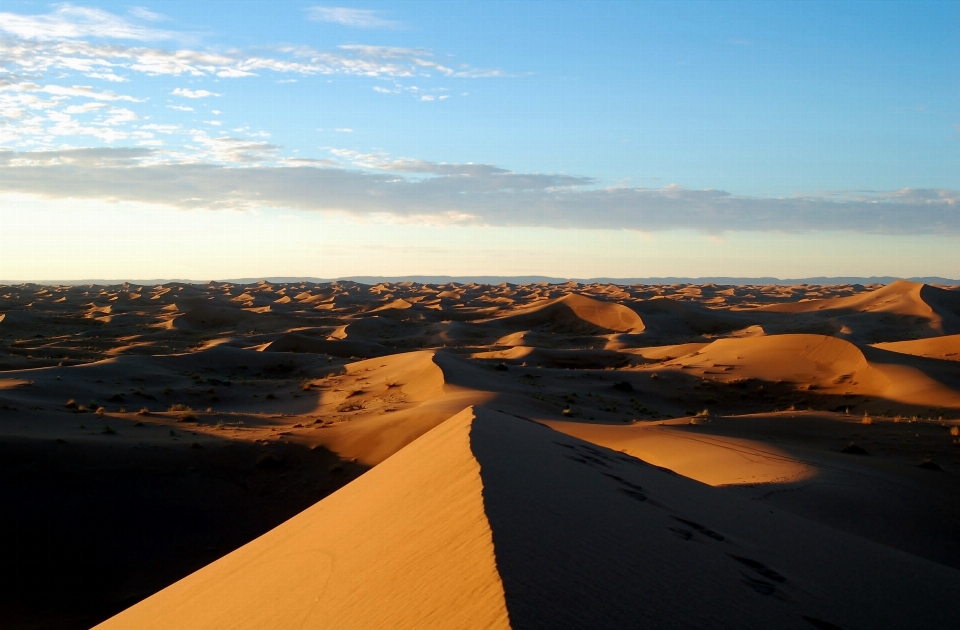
[1,0,959,281]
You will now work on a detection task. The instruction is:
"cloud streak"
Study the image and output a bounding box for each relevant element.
[0,4,174,41]
[306,7,401,29]
[0,148,956,235]
[0,37,501,81]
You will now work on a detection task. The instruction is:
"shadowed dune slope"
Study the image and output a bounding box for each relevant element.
[168,305,254,330]
[471,408,959,630]
[262,332,392,358]
[487,293,645,333]
[473,345,631,369]
[94,407,511,630]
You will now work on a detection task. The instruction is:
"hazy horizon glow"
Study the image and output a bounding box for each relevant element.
[1,1,958,280]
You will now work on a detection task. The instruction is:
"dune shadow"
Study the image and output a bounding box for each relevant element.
[0,430,368,630]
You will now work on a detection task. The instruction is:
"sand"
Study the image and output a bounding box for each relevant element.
[2,279,960,628]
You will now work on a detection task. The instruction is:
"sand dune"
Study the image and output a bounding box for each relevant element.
[263,332,392,358]
[874,332,960,361]
[473,345,631,369]
[756,280,960,340]
[97,408,960,630]
[487,293,645,333]
[658,333,960,408]
[543,417,815,486]
[95,408,511,630]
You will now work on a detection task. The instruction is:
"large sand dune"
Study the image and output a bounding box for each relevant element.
[96,408,959,630]
[2,278,960,628]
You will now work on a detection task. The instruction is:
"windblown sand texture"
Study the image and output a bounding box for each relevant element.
[2,279,959,629]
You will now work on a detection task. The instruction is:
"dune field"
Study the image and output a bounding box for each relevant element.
[2,279,959,629]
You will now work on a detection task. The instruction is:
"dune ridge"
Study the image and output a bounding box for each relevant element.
[95,407,960,630]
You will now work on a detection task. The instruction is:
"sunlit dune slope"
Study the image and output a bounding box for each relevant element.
[486,293,645,333]
[543,418,814,486]
[309,350,496,465]
[94,407,511,630]
[668,333,960,408]
[874,332,960,361]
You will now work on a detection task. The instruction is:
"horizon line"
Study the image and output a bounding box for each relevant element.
[2,275,958,287]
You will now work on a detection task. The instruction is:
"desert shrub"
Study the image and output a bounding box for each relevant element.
[861,412,873,425]
[951,426,960,437]
[337,401,365,412]
[137,407,149,416]
[169,403,192,412]
[65,399,77,409]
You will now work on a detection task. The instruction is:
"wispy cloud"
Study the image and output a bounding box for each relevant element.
[0,38,500,81]
[0,4,174,41]
[0,82,142,102]
[172,88,219,98]
[128,7,168,23]
[1,148,956,234]
[306,7,401,29]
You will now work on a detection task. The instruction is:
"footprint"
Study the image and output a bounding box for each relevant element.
[669,527,693,540]
[619,488,648,502]
[581,454,610,468]
[729,555,786,583]
[801,616,847,630]
[672,517,724,541]
[740,572,777,595]
[602,472,645,492]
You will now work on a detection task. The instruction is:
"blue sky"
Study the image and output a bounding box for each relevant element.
[1,1,959,280]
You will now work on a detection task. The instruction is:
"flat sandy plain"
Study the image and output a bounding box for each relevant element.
[2,279,960,629]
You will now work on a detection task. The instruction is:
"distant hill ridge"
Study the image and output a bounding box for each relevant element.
[2,275,958,286]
